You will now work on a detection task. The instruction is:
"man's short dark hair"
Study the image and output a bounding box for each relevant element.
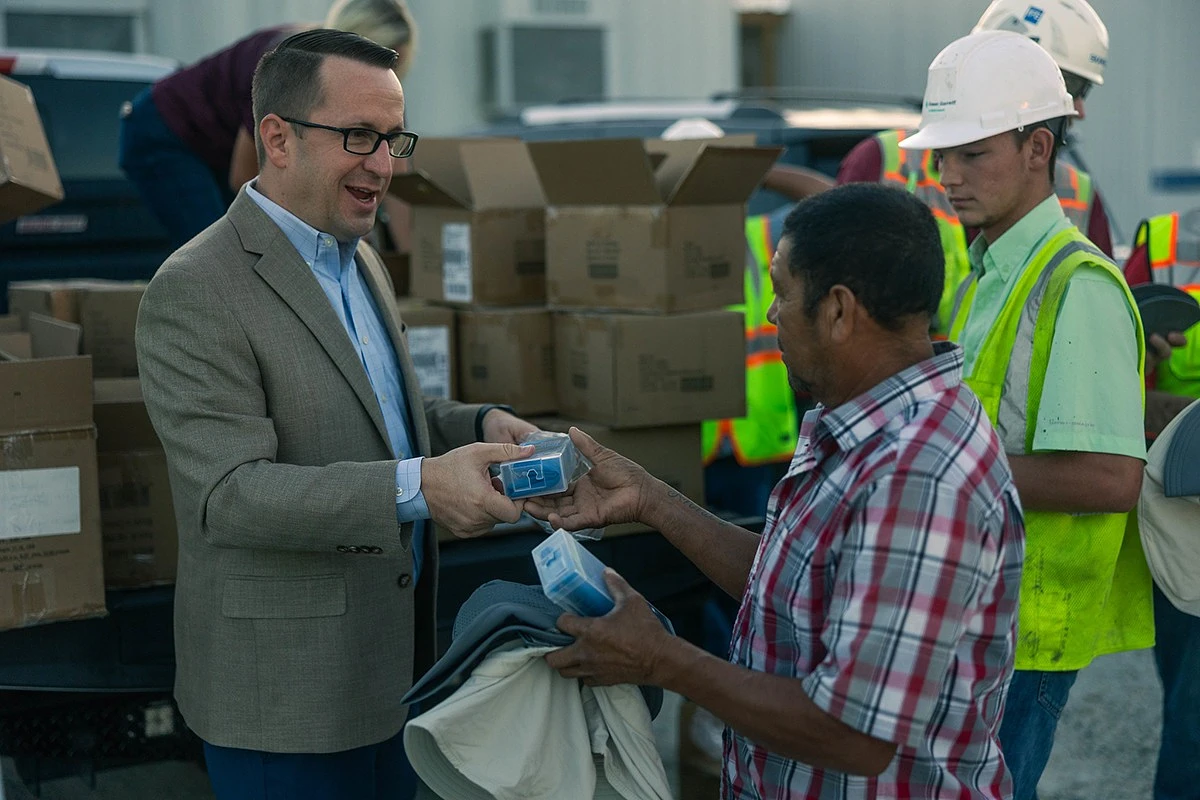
[1013,117,1068,182]
[781,183,944,331]
[251,29,399,159]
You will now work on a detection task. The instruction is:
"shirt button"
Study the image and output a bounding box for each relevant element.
[305,260,313,267]
[361,335,369,345]
[396,487,404,498]
[380,395,388,404]
[322,235,334,245]
[398,574,412,588]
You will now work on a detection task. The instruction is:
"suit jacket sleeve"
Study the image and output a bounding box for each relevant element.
[137,264,407,555]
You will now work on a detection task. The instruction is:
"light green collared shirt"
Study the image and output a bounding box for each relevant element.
[961,195,1145,459]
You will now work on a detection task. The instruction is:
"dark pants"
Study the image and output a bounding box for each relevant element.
[118,88,234,249]
[997,668,1079,800]
[202,728,417,800]
[1153,585,1200,800]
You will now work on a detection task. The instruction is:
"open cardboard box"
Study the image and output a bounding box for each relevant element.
[528,138,781,313]
[390,138,547,307]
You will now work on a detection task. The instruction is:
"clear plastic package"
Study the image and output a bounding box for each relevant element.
[492,431,592,500]
[532,529,615,617]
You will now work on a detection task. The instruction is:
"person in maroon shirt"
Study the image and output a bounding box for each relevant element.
[118,0,416,248]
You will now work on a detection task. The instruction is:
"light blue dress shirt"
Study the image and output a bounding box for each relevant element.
[247,182,428,582]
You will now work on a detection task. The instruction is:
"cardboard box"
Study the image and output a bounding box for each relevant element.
[0,314,22,333]
[381,251,411,297]
[93,379,177,589]
[0,346,106,630]
[458,308,555,415]
[6,280,145,377]
[527,138,780,312]
[78,283,145,378]
[389,139,546,307]
[531,418,704,537]
[555,310,745,428]
[0,74,64,224]
[398,301,457,400]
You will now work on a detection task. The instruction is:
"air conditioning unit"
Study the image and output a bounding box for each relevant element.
[480,0,611,115]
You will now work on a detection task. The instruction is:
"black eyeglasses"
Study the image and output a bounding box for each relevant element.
[1061,72,1092,101]
[280,117,419,158]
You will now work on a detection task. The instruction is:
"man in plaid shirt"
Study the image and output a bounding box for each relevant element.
[529,183,1025,799]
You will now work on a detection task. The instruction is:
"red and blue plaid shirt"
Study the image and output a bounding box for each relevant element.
[724,343,1024,799]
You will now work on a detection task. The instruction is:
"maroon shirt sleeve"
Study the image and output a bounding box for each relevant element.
[836,136,885,185]
[1124,243,1151,286]
[1087,188,1115,258]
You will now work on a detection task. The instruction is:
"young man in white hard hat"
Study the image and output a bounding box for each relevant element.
[902,30,1152,800]
[837,0,1114,334]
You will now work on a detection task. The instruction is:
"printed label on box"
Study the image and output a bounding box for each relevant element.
[408,326,452,399]
[0,467,81,541]
[442,223,473,303]
[586,239,620,280]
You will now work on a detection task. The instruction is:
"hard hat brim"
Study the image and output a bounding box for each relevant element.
[900,110,1078,152]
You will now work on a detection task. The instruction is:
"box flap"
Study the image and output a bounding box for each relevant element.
[0,332,32,359]
[0,74,65,223]
[458,140,546,210]
[28,312,82,359]
[667,145,783,206]
[527,139,662,206]
[0,356,93,434]
[645,135,757,199]
[388,170,470,208]
[417,138,478,203]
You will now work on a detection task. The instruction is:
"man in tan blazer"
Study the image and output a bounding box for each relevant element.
[135,29,537,800]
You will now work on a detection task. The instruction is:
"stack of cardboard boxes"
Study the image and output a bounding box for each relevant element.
[1,278,180,632]
[391,135,780,538]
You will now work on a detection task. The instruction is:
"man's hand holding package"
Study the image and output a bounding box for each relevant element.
[524,428,656,530]
[481,408,539,444]
[545,569,674,687]
[422,442,534,538]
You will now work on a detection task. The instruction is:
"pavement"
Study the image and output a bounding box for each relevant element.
[1,649,1164,799]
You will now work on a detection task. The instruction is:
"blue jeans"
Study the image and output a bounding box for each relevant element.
[202,728,417,800]
[1153,585,1200,800]
[997,668,1079,800]
[118,88,233,249]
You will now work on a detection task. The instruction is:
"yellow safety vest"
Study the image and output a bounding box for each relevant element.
[701,215,800,466]
[1135,212,1200,398]
[877,129,1095,335]
[948,227,1154,671]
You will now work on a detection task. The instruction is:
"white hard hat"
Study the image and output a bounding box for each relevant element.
[901,30,1077,152]
[973,0,1109,85]
[660,117,726,140]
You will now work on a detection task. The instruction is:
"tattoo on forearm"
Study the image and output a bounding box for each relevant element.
[665,488,722,523]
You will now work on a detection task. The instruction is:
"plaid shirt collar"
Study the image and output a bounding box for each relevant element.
[801,342,964,462]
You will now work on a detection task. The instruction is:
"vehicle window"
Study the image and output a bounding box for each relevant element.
[19,74,152,181]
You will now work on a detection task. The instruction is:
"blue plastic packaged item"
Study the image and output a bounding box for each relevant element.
[492,431,591,500]
[532,529,615,617]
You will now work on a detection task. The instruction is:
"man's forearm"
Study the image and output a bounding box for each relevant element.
[1008,451,1143,513]
[640,481,761,599]
[653,636,896,776]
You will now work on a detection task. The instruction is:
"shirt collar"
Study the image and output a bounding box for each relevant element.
[968,194,1067,281]
[245,181,359,280]
[812,342,965,454]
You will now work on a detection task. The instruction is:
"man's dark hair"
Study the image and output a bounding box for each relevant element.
[251,29,399,159]
[1013,117,1068,182]
[781,183,943,331]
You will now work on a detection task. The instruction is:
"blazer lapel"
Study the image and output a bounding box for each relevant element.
[357,242,433,458]
[230,193,392,451]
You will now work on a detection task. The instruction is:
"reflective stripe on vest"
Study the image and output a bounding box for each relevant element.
[950,227,1153,670]
[876,130,1097,334]
[1135,212,1200,398]
[701,215,799,466]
